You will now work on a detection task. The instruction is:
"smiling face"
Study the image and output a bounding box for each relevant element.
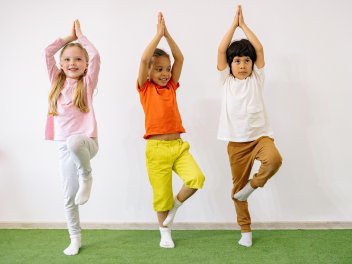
[231,56,253,80]
[60,45,88,79]
[148,56,172,86]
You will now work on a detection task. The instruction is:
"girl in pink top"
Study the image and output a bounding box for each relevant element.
[45,20,100,256]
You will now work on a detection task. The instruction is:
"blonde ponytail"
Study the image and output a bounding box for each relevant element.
[48,70,66,116]
[72,75,89,113]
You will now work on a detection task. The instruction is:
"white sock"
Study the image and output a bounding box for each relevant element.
[163,197,182,227]
[238,232,252,247]
[233,181,255,201]
[63,236,81,255]
[159,227,175,248]
[75,177,93,205]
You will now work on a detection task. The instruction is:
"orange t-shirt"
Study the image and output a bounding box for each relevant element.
[137,79,186,139]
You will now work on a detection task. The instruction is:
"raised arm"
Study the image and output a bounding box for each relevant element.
[238,6,265,68]
[45,21,77,84]
[164,18,184,84]
[138,13,164,88]
[217,6,240,71]
[75,20,100,89]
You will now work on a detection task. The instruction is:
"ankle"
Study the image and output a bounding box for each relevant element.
[174,196,183,207]
[63,235,81,255]
[238,232,252,247]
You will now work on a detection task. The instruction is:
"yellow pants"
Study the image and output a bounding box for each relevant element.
[146,139,205,212]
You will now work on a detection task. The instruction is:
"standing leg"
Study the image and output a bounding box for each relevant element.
[66,135,98,205]
[228,141,255,247]
[145,140,174,248]
[58,142,81,255]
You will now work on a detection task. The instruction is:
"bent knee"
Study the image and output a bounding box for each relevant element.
[268,154,282,172]
[185,173,205,189]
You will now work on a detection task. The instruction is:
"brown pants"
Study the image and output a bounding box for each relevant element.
[228,136,282,232]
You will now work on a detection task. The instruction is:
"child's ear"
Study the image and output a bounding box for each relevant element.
[147,68,151,79]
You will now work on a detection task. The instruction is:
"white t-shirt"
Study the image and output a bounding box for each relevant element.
[217,65,273,142]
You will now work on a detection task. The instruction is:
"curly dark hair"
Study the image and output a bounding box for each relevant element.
[148,48,170,68]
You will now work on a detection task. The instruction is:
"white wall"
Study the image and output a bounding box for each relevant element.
[1,0,352,225]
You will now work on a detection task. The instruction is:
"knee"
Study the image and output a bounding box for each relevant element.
[63,195,76,209]
[186,173,205,189]
[254,154,282,188]
[267,153,282,174]
[154,194,173,212]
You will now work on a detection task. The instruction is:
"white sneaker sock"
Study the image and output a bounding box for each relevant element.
[234,181,255,201]
[238,232,252,247]
[159,227,175,248]
[63,236,81,255]
[75,177,92,205]
[163,197,182,227]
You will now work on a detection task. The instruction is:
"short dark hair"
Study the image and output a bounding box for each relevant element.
[149,48,170,68]
[226,39,256,74]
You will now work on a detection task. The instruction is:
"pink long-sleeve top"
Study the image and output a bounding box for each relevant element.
[44,35,100,141]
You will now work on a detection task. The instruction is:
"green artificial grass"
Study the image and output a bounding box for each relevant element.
[0,229,351,264]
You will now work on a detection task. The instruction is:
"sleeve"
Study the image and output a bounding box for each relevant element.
[79,35,100,91]
[167,79,180,91]
[218,65,231,86]
[45,38,66,85]
[253,64,265,88]
[137,79,148,93]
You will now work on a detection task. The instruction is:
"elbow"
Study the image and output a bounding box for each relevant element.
[92,52,101,62]
[44,47,52,57]
[89,53,101,66]
[256,46,264,55]
[140,57,150,67]
[218,47,227,57]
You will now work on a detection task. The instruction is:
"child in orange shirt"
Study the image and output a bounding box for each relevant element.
[137,12,205,248]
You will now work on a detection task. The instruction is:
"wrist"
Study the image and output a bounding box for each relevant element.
[62,36,75,43]
[231,23,238,29]
[155,33,163,40]
[70,35,78,41]
[240,23,247,29]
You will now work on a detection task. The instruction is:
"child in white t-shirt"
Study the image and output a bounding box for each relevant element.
[217,5,282,247]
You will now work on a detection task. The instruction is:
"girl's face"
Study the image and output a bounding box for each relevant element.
[148,56,172,86]
[231,56,253,80]
[60,46,88,79]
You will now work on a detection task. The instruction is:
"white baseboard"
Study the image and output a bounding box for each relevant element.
[1,221,352,230]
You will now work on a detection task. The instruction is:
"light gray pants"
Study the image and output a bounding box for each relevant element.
[58,135,99,238]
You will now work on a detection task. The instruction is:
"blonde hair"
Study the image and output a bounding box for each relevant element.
[48,43,89,116]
